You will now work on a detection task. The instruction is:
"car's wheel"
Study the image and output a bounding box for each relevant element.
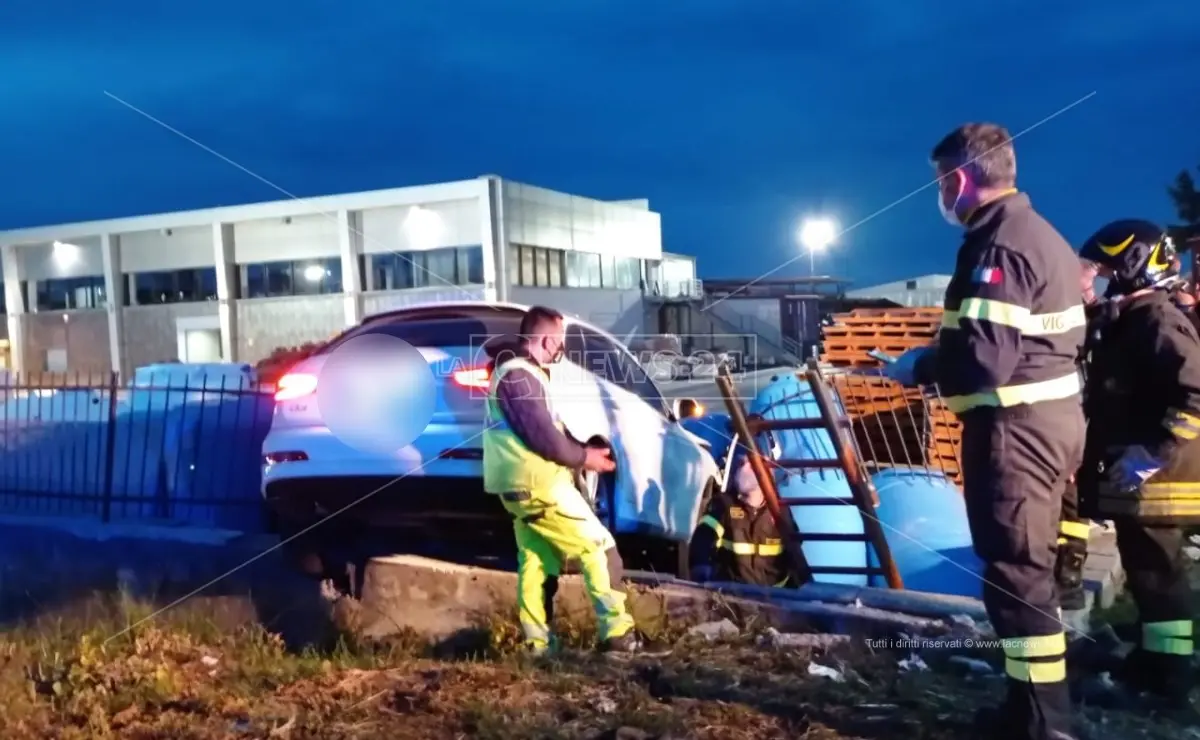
[276,517,327,579]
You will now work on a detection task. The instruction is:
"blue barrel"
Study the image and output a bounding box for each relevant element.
[749,373,868,586]
[868,466,984,598]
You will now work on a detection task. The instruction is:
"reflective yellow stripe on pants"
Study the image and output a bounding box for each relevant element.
[502,481,635,646]
[1143,620,1194,656]
[1057,520,1090,545]
[1003,633,1067,683]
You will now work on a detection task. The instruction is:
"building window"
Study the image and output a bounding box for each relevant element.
[32,277,106,311]
[367,246,483,291]
[905,280,918,290]
[566,251,601,288]
[243,257,343,298]
[506,245,567,288]
[611,257,641,289]
[127,268,218,305]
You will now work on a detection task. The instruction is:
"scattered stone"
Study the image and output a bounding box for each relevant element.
[591,695,618,714]
[947,655,994,675]
[806,661,845,682]
[1184,546,1200,562]
[686,619,739,641]
[898,653,928,672]
[756,628,851,650]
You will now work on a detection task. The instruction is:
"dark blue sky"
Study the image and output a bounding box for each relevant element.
[2,2,1199,288]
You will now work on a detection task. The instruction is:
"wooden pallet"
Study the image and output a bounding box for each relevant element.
[822,308,963,486]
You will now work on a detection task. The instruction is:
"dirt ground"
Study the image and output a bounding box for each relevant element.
[0,590,1195,740]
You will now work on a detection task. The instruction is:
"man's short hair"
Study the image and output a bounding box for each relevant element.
[519,305,564,337]
[930,122,1016,188]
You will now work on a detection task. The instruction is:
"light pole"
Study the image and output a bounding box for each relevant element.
[797,217,838,277]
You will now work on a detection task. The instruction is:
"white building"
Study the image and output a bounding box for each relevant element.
[845,274,951,308]
[0,176,698,376]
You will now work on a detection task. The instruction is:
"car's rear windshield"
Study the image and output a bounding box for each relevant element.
[322,311,523,353]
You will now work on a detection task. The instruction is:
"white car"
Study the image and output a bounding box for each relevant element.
[262,302,721,578]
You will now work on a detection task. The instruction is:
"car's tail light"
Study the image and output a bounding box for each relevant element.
[275,373,318,401]
[452,367,490,389]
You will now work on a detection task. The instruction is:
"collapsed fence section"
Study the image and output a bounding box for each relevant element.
[0,367,275,529]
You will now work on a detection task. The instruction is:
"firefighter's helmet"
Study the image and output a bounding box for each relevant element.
[1079,219,1179,297]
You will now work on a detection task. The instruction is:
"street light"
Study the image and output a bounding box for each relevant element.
[797,217,838,276]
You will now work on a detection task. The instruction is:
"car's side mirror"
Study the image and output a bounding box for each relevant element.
[673,397,705,420]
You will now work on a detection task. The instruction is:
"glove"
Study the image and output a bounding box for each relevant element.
[1106,445,1162,494]
[881,346,932,387]
[691,565,714,583]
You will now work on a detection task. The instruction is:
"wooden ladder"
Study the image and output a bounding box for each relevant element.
[713,362,904,589]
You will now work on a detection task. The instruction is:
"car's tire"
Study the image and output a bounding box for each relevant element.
[276,517,327,579]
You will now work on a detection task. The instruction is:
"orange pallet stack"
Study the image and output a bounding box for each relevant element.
[820,307,963,485]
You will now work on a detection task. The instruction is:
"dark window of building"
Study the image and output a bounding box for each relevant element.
[243,257,343,298]
[32,277,107,311]
[905,280,918,290]
[128,267,219,305]
[367,246,484,291]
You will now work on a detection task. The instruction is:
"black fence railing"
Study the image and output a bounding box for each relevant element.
[0,370,275,529]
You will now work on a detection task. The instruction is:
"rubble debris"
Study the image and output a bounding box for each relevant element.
[756,628,852,650]
[806,662,846,682]
[898,653,929,672]
[686,619,739,640]
[947,655,994,675]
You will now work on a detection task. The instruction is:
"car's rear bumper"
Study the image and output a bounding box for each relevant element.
[264,474,509,533]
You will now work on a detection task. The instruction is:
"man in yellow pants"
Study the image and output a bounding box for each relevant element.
[482,305,639,654]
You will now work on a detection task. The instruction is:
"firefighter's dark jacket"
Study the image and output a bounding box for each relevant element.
[913,192,1086,415]
[689,491,789,587]
[1077,290,1200,523]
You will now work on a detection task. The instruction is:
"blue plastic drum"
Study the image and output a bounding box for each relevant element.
[868,466,984,598]
[750,373,868,586]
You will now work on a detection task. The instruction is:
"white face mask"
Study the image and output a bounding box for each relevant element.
[937,183,963,227]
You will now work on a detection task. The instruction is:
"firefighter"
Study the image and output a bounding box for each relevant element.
[884,123,1088,740]
[1074,219,1198,714]
[689,451,790,587]
[482,305,639,654]
[1054,263,1111,612]
[1058,254,1192,613]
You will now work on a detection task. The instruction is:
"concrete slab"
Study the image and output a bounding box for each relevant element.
[1080,523,1125,612]
[345,554,957,645]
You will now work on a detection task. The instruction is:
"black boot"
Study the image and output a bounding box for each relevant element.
[1111,648,1198,718]
[973,680,1087,740]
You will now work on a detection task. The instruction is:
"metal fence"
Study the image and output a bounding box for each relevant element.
[0,370,275,529]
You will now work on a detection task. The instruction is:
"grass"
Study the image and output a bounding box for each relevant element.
[0,589,1196,739]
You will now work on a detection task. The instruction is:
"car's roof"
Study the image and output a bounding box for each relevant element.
[357,300,632,352]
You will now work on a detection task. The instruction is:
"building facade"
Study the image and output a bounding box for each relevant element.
[845,274,951,308]
[0,176,697,377]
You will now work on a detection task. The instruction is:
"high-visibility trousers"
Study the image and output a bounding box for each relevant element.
[498,480,636,648]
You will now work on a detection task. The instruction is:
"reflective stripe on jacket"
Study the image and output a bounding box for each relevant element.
[482,357,577,495]
[929,192,1086,415]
